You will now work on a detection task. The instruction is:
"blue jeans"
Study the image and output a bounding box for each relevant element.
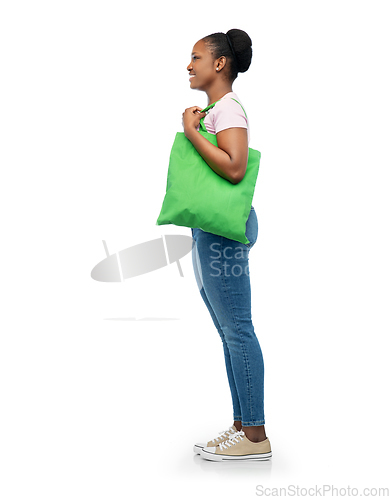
[191,206,265,426]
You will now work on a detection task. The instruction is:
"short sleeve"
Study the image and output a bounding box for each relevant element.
[212,98,248,134]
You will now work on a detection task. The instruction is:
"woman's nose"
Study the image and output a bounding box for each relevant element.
[187,61,192,71]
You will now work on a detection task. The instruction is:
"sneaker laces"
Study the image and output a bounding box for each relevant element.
[211,426,236,444]
[219,430,245,450]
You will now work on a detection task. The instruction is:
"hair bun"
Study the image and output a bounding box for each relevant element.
[226,29,252,73]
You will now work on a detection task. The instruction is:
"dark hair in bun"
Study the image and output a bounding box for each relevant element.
[202,29,252,82]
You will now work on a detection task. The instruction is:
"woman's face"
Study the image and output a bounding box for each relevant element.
[187,39,216,91]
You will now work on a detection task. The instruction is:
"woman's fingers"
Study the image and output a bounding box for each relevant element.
[182,106,207,133]
[184,106,205,114]
[182,108,206,122]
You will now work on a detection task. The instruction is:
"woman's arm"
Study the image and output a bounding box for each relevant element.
[182,106,249,185]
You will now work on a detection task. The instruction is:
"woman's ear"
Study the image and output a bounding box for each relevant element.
[216,56,227,72]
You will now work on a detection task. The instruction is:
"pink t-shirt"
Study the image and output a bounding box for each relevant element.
[197,91,250,143]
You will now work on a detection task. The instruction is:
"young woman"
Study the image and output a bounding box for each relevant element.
[183,29,272,461]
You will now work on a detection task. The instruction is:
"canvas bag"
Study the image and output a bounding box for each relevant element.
[156,98,260,244]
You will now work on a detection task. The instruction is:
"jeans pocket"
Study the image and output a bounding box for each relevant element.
[244,207,258,248]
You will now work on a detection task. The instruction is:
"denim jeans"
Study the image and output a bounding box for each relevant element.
[191,206,265,426]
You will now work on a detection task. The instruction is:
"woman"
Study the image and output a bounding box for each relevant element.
[183,29,272,461]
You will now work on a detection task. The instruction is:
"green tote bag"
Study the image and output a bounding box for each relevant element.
[156,98,261,245]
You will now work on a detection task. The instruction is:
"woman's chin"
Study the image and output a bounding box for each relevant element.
[189,78,200,90]
[190,82,202,91]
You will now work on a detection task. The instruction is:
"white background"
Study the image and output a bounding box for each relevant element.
[1,1,389,498]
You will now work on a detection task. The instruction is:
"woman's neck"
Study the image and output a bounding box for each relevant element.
[206,83,233,106]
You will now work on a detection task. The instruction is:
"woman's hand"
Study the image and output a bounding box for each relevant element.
[182,106,206,139]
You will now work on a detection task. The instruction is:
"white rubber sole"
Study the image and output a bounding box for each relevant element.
[193,444,204,454]
[200,449,272,462]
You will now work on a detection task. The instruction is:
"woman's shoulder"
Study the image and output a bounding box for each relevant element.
[214,92,246,115]
[202,91,250,141]
[208,93,247,125]
[208,92,248,132]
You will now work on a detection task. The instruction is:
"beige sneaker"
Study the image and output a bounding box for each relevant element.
[193,425,238,454]
[200,430,272,461]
